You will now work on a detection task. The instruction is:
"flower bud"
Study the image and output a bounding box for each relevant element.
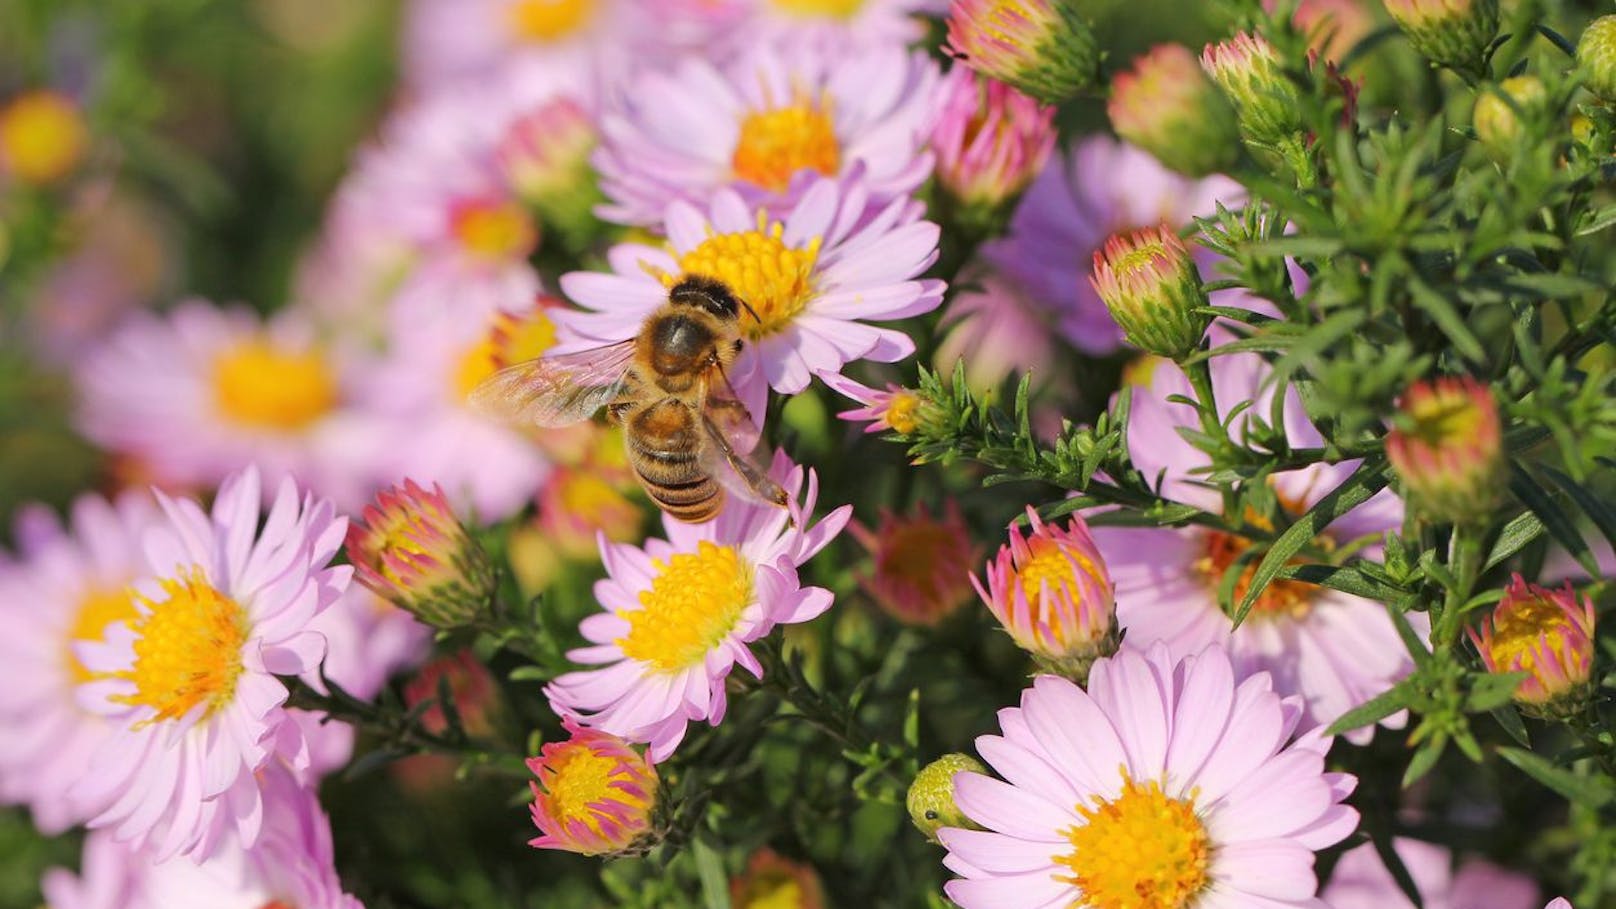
[1578,16,1616,103]
[851,502,978,627]
[1278,0,1376,63]
[1468,575,1595,717]
[0,90,88,186]
[497,96,604,249]
[346,480,497,628]
[1383,0,1500,75]
[1472,75,1549,161]
[730,849,826,909]
[820,373,940,438]
[1110,44,1242,178]
[1090,225,1210,360]
[972,507,1118,682]
[1385,375,1505,523]
[944,0,1100,105]
[932,66,1056,220]
[1201,32,1304,145]
[527,720,660,855]
[403,649,502,738]
[907,753,988,842]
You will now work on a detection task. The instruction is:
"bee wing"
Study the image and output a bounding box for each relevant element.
[699,411,788,513]
[704,361,762,455]
[467,340,637,428]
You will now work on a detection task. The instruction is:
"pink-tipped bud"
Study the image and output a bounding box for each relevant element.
[1468,575,1596,716]
[1264,0,1375,62]
[1383,0,1499,75]
[1201,32,1304,145]
[851,502,978,627]
[932,66,1056,218]
[0,90,88,186]
[345,480,496,628]
[403,649,502,738]
[1384,376,1504,524]
[497,96,603,248]
[1109,44,1241,178]
[1090,225,1210,359]
[944,0,1099,105]
[972,507,1117,682]
[527,720,660,856]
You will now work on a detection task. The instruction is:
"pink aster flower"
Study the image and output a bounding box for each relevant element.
[74,300,371,510]
[984,137,1241,354]
[930,65,1055,212]
[932,268,1061,396]
[527,718,659,855]
[71,466,351,861]
[0,492,159,834]
[1090,351,1420,745]
[557,176,944,410]
[545,452,851,760]
[1323,838,1541,909]
[939,644,1358,909]
[44,763,363,909]
[819,372,934,436]
[401,0,638,90]
[593,40,939,227]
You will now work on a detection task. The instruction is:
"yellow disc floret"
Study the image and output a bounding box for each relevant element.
[0,90,88,185]
[212,339,338,432]
[1486,593,1577,679]
[732,97,841,193]
[545,743,631,835]
[671,213,821,340]
[506,0,595,42]
[1014,538,1100,647]
[66,587,140,684]
[453,198,539,261]
[111,568,250,724]
[883,391,922,434]
[1056,776,1212,909]
[618,541,753,671]
[455,307,558,401]
[767,0,866,17]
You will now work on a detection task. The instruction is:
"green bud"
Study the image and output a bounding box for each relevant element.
[1090,225,1211,360]
[1383,0,1500,77]
[1576,15,1616,103]
[907,754,987,842]
[1473,75,1548,161]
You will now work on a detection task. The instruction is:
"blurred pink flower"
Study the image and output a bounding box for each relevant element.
[929,65,1055,211]
[72,467,351,861]
[0,492,159,834]
[594,40,938,227]
[401,0,638,89]
[1089,351,1421,745]
[546,453,850,760]
[939,644,1358,909]
[932,269,1057,394]
[1323,838,1541,909]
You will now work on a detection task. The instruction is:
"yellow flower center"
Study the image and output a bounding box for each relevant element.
[744,880,806,909]
[560,473,632,521]
[66,587,140,685]
[767,0,865,16]
[1056,777,1212,909]
[1194,528,1317,620]
[212,339,338,432]
[506,0,595,42]
[1488,594,1576,677]
[880,522,957,593]
[1014,539,1092,637]
[617,541,753,671]
[453,198,538,260]
[1405,388,1485,447]
[455,306,559,401]
[0,91,87,185]
[546,743,642,835]
[668,214,821,340]
[731,98,841,193]
[1112,239,1170,276]
[110,568,249,725]
[884,392,922,434]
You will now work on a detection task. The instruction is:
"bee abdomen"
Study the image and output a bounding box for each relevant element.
[639,472,723,523]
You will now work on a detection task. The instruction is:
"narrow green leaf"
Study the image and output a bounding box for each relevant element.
[1496,747,1616,808]
[1464,671,1529,712]
[1403,735,1447,787]
[1406,274,1485,361]
[1508,463,1598,576]
[1280,563,1407,602]
[1484,510,1546,570]
[692,838,732,909]
[1543,466,1616,553]
[1573,204,1616,236]
[1326,679,1415,735]
[1490,706,1531,748]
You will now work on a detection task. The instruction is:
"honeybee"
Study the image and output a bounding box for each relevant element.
[470,276,789,523]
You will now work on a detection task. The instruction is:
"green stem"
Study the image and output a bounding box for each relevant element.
[1435,522,1486,646]
[1184,358,1223,439]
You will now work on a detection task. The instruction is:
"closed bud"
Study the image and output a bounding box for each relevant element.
[346,480,497,628]
[1577,16,1616,103]
[0,90,88,186]
[1109,44,1241,177]
[1472,75,1549,161]
[1385,375,1505,524]
[1090,225,1210,360]
[403,649,503,738]
[730,849,827,909]
[1201,32,1304,145]
[1383,0,1500,76]
[908,753,988,842]
[1468,575,1596,717]
[944,0,1100,106]
[497,97,603,249]
[932,66,1057,220]
[527,720,660,855]
[851,501,978,627]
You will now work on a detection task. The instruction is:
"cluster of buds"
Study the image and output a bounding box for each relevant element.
[1469,576,1597,718]
[1472,75,1549,161]
[851,501,978,627]
[1578,16,1616,103]
[907,753,988,842]
[944,0,1099,106]
[931,66,1056,226]
[1383,0,1500,77]
[1109,44,1241,178]
[497,96,603,250]
[973,507,1118,682]
[527,720,660,855]
[1201,32,1304,146]
[346,479,498,628]
[0,89,87,186]
[1090,225,1211,360]
[1384,375,1505,524]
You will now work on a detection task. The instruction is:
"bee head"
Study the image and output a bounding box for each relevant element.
[668,275,740,319]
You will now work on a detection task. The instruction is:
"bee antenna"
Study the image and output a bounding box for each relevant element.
[736,297,762,325]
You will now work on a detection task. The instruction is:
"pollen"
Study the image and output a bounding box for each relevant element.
[212,338,338,432]
[1056,776,1212,909]
[883,391,922,434]
[671,214,821,340]
[731,96,841,192]
[545,744,636,834]
[1014,539,1098,645]
[452,197,539,261]
[506,0,595,42]
[767,0,867,17]
[1486,593,1578,678]
[65,586,140,685]
[456,306,558,401]
[617,541,753,672]
[110,568,250,725]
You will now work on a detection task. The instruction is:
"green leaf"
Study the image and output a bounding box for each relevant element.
[1573,204,1616,236]
[1508,463,1598,576]
[1464,671,1529,712]
[1484,510,1546,570]
[1542,465,1616,553]
[1326,679,1415,735]
[1233,459,1390,627]
[1502,273,1604,300]
[1490,706,1531,748]
[692,838,732,909]
[1403,735,1448,787]
[1280,563,1408,602]
[1496,747,1616,808]
[1406,273,1485,362]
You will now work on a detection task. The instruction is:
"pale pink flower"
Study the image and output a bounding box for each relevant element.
[819,372,931,436]
[939,644,1358,909]
[0,492,159,834]
[546,453,851,760]
[72,467,351,861]
[932,269,1059,395]
[594,40,938,227]
[401,0,637,89]
[1323,838,1541,909]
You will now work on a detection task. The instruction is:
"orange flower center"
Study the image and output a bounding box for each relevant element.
[453,198,538,261]
[1488,594,1578,677]
[731,98,841,193]
[455,306,558,401]
[1195,504,1322,620]
[110,568,249,725]
[883,392,922,434]
[1055,777,1212,909]
[66,586,140,685]
[879,522,958,595]
[212,339,338,432]
[506,0,595,42]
